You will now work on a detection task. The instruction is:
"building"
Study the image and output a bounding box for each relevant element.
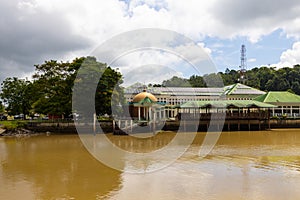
[128,89,165,121]
[124,83,300,130]
[125,83,300,118]
[223,83,266,100]
[125,83,266,106]
[255,91,300,118]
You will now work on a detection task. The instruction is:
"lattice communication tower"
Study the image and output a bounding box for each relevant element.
[239,44,247,84]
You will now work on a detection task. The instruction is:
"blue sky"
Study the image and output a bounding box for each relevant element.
[1,0,300,85]
[206,29,296,72]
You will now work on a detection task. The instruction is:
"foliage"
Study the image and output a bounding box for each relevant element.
[0,57,125,118]
[0,120,27,130]
[189,75,206,87]
[161,64,300,95]
[0,101,4,113]
[162,76,190,87]
[0,77,33,115]
[32,58,84,116]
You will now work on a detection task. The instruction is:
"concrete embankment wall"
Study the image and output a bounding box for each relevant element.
[25,119,300,134]
[26,121,114,133]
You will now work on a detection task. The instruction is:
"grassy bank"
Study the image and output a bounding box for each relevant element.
[0,120,28,130]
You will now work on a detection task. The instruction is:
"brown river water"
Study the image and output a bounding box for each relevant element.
[1,129,300,200]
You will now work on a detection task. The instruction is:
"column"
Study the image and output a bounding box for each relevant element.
[149,107,152,121]
[138,107,141,121]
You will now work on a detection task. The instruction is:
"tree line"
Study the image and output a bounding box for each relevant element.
[0,57,124,117]
[1,58,300,117]
[159,65,300,95]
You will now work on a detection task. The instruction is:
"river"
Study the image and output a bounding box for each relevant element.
[1,129,300,200]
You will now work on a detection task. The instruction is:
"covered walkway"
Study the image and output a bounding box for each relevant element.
[176,100,276,131]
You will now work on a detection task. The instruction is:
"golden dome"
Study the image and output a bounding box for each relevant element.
[132,90,157,103]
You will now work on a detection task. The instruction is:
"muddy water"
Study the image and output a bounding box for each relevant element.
[1,129,300,200]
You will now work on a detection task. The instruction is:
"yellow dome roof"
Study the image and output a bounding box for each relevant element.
[132,91,157,103]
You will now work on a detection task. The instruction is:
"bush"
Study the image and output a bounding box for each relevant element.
[0,120,28,130]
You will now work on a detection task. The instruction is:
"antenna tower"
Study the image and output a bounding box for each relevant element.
[239,44,247,84]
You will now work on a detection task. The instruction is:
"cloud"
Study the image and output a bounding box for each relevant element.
[2,0,300,83]
[122,64,183,86]
[277,42,300,67]
[0,0,91,82]
[210,0,300,42]
[248,58,256,63]
[107,41,214,86]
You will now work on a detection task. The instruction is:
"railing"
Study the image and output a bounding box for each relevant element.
[178,112,269,121]
[271,113,300,119]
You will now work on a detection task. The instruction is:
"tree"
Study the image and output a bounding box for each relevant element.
[189,75,206,87]
[32,59,82,117]
[0,101,5,114]
[0,77,32,116]
[162,76,190,87]
[95,65,124,116]
[70,57,125,117]
[203,73,224,87]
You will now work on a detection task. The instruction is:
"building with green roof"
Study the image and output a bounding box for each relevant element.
[223,83,266,100]
[255,91,300,117]
[125,83,265,106]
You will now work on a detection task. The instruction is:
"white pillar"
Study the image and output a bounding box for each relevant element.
[93,113,97,134]
[125,120,128,131]
[146,107,149,120]
[149,108,152,121]
[138,107,141,121]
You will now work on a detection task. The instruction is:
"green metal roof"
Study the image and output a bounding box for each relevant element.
[255,91,300,103]
[223,83,265,96]
[179,100,276,108]
[137,96,156,104]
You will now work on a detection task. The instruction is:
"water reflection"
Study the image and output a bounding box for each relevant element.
[0,129,300,200]
[0,135,121,200]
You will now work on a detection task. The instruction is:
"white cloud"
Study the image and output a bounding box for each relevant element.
[106,41,214,86]
[277,42,300,68]
[2,0,300,82]
[122,64,183,86]
[248,58,256,63]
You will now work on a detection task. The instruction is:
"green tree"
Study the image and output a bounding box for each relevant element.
[189,75,206,87]
[0,77,32,116]
[162,76,190,87]
[0,101,5,114]
[32,59,81,117]
[203,73,224,87]
[255,66,275,91]
[71,57,125,117]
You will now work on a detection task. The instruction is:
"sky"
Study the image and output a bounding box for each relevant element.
[1,0,300,86]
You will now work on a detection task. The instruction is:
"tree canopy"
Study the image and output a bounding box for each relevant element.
[160,64,300,95]
[0,77,32,115]
[0,57,125,117]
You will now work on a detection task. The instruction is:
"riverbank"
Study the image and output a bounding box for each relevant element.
[2,118,300,136]
[0,127,41,137]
